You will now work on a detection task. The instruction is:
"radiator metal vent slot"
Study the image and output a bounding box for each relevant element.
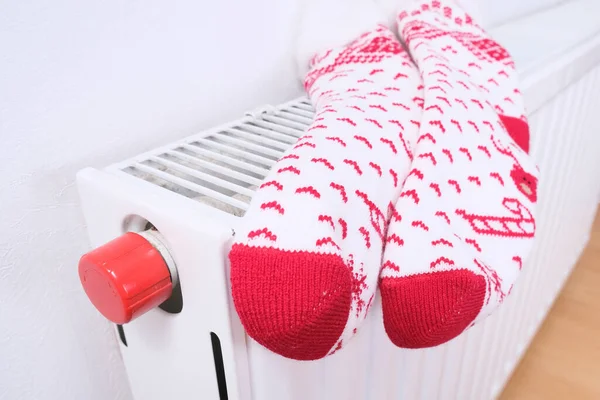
[117,99,315,217]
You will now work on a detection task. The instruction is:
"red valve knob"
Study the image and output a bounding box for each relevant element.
[78,231,175,324]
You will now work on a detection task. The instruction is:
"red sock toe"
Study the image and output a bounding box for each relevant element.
[380,269,486,348]
[229,245,352,360]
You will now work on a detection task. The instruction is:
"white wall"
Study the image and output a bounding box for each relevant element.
[484,0,568,28]
[0,0,568,398]
[0,1,301,399]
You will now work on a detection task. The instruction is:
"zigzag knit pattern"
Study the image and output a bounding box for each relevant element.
[229,25,423,360]
[379,0,539,349]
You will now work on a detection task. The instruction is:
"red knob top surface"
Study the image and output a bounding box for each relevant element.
[78,232,173,324]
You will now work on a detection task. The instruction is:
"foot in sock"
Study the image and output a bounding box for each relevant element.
[229,1,422,360]
[380,0,539,349]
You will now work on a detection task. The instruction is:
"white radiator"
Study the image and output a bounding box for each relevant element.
[77,2,600,399]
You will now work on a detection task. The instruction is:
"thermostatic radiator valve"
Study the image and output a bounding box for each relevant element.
[78,229,178,324]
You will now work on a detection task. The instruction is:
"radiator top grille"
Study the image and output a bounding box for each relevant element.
[114,98,314,217]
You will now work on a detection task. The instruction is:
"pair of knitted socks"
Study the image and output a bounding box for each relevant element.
[229,0,538,360]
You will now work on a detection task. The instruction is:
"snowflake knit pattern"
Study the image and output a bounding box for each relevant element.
[379,0,539,349]
[229,25,422,360]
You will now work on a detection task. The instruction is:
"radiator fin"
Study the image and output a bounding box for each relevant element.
[118,100,315,216]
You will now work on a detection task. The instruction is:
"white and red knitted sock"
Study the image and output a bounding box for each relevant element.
[379,0,539,349]
[229,1,422,360]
